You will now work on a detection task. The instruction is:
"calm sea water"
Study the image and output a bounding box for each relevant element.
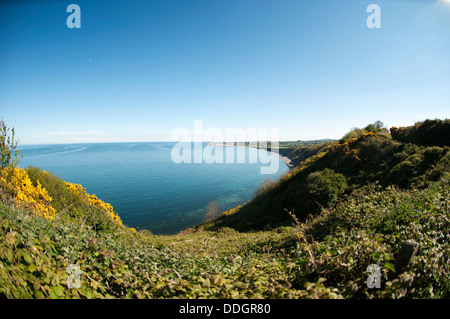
[17,143,288,234]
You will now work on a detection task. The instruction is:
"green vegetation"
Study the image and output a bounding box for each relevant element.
[340,120,387,143]
[209,121,450,231]
[0,119,449,299]
[306,168,347,208]
[0,119,22,169]
[277,140,335,167]
[25,166,122,233]
[390,118,450,147]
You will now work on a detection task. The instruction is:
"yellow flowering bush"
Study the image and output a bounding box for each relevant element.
[64,181,123,225]
[88,194,123,225]
[360,131,378,138]
[328,132,378,166]
[221,205,242,217]
[0,166,56,219]
[64,181,86,199]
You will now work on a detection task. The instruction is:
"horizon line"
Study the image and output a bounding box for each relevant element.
[18,138,337,147]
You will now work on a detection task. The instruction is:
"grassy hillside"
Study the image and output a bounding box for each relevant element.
[277,140,335,167]
[208,121,450,231]
[0,119,449,299]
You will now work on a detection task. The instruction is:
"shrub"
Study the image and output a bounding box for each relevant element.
[0,119,22,169]
[390,119,450,147]
[364,120,384,133]
[0,166,56,219]
[254,177,276,198]
[340,121,385,143]
[24,166,123,233]
[307,169,347,208]
[205,201,220,222]
[26,166,79,213]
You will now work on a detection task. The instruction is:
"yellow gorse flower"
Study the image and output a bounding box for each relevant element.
[0,167,56,219]
[0,166,123,226]
[64,181,123,225]
[221,205,242,217]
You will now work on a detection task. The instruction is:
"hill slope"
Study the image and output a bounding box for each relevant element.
[207,121,450,232]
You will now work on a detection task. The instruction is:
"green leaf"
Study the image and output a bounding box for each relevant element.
[33,282,41,292]
[22,251,33,264]
[384,262,395,273]
[49,288,59,299]
[27,263,37,273]
[49,285,64,299]
[85,289,94,299]
[4,249,13,263]
[35,291,45,299]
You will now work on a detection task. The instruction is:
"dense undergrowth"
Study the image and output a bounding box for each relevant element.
[1,171,449,298]
[210,122,450,231]
[0,119,449,298]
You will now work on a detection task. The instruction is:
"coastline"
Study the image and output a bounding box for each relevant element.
[208,142,294,169]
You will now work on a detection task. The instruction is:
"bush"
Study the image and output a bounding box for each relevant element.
[0,120,22,169]
[307,169,347,208]
[385,146,450,188]
[25,166,122,233]
[254,177,276,198]
[205,201,220,222]
[340,121,385,143]
[390,119,450,147]
[26,166,79,213]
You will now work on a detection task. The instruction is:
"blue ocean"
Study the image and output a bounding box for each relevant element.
[17,143,289,234]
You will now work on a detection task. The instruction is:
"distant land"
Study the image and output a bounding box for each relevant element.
[209,139,336,168]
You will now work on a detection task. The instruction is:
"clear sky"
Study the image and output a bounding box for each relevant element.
[1,0,449,144]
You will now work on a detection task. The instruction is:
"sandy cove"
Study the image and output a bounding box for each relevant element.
[207,142,294,169]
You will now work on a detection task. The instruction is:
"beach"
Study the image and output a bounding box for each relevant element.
[208,142,294,169]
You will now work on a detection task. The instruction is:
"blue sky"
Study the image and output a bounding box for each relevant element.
[1,0,449,144]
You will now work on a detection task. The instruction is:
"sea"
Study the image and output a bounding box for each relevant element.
[17,142,289,234]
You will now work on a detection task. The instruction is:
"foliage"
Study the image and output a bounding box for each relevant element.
[65,182,123,227]
[0,167,56,219]
[220,205,242,217]
[209,122,450,231]
[306,169,347,208]
[1,172,449,299]
[5,165,124,234]
[204,201,220,222]
[0,119,22,169]
[390,118,450,147]
[339,120,387,144]
[296,174,450,298]
[277,140,334,167]
[254,177,277,198]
